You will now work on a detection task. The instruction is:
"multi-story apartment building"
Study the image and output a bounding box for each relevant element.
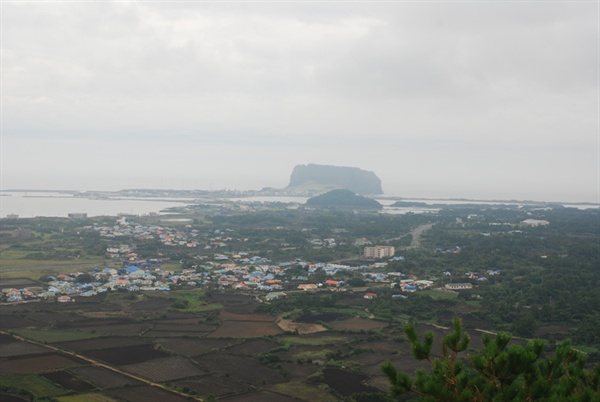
[364,245,395,259]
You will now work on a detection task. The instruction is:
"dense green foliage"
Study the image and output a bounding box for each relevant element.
[382,319,600,401]
[306,189,383,210]
[419,206,600,349]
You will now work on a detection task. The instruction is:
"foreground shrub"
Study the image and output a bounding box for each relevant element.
[381,318,600,401]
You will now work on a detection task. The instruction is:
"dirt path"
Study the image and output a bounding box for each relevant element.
[0,330,203,401]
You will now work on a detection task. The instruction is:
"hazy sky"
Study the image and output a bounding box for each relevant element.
[2,1,598,202]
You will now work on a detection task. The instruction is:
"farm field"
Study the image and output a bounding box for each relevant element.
[0,336,49,358]
[157,337,236,356]
[40,371,96,392]
[69,366,143,389]
[0,284,428,401]
[105,385,192,402]
[121,356,207,382]
[56,393,119,402]
[1,354,85,374]
[207,320,283,338]
[329,316,388,331]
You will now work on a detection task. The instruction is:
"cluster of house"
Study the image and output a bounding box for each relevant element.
[308,238,337,247]
[0,252,407,304]
[435,246,462,254]
[441,269,501,283]
[92,219,238,257]
[2,287,46,303]
[521,219,550,227]
[0,254,300,303]
[95,217,426,262]
[1,283,87,303]
[2,240,502,304]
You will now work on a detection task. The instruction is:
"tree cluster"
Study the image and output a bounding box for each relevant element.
[382,319,600,401]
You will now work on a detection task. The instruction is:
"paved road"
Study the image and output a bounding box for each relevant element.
[409,223,434,248]
[383,223,434,248]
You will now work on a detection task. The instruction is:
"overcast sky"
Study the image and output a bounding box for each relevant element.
[2,1,598,202]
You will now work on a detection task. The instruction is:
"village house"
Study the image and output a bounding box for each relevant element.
[521,219,550,227]
[265,292,287,301]
[354,237,372,246]
[445,283,473,290]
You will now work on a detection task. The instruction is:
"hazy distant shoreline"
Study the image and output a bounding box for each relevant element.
[1,189,598,207]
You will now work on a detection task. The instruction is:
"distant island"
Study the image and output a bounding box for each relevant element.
[390,201,432,208]
[305,189,382,210]
[287,164,383,195]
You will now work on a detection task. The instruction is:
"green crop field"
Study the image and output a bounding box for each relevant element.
[0,374,67,398]
[270,380,336,402]
[279,335,348,346]
[161,290,224,313]
[0,249,106,281]
[293,349,333,361]
[57,393,119,402]
[0,249,105,268]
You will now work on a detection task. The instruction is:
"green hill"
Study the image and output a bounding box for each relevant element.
[305,189,382,210]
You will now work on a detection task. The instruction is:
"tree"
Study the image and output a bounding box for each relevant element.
[171,298,190,309]
[381,318,600,401]
[76,273,95,283]
[313,267,327,283]
[348,277,366,287]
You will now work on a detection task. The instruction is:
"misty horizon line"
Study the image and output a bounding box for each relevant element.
[1,187,598,206]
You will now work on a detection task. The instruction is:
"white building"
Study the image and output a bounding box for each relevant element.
[445,283,473,290]
[521,219,550,227]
